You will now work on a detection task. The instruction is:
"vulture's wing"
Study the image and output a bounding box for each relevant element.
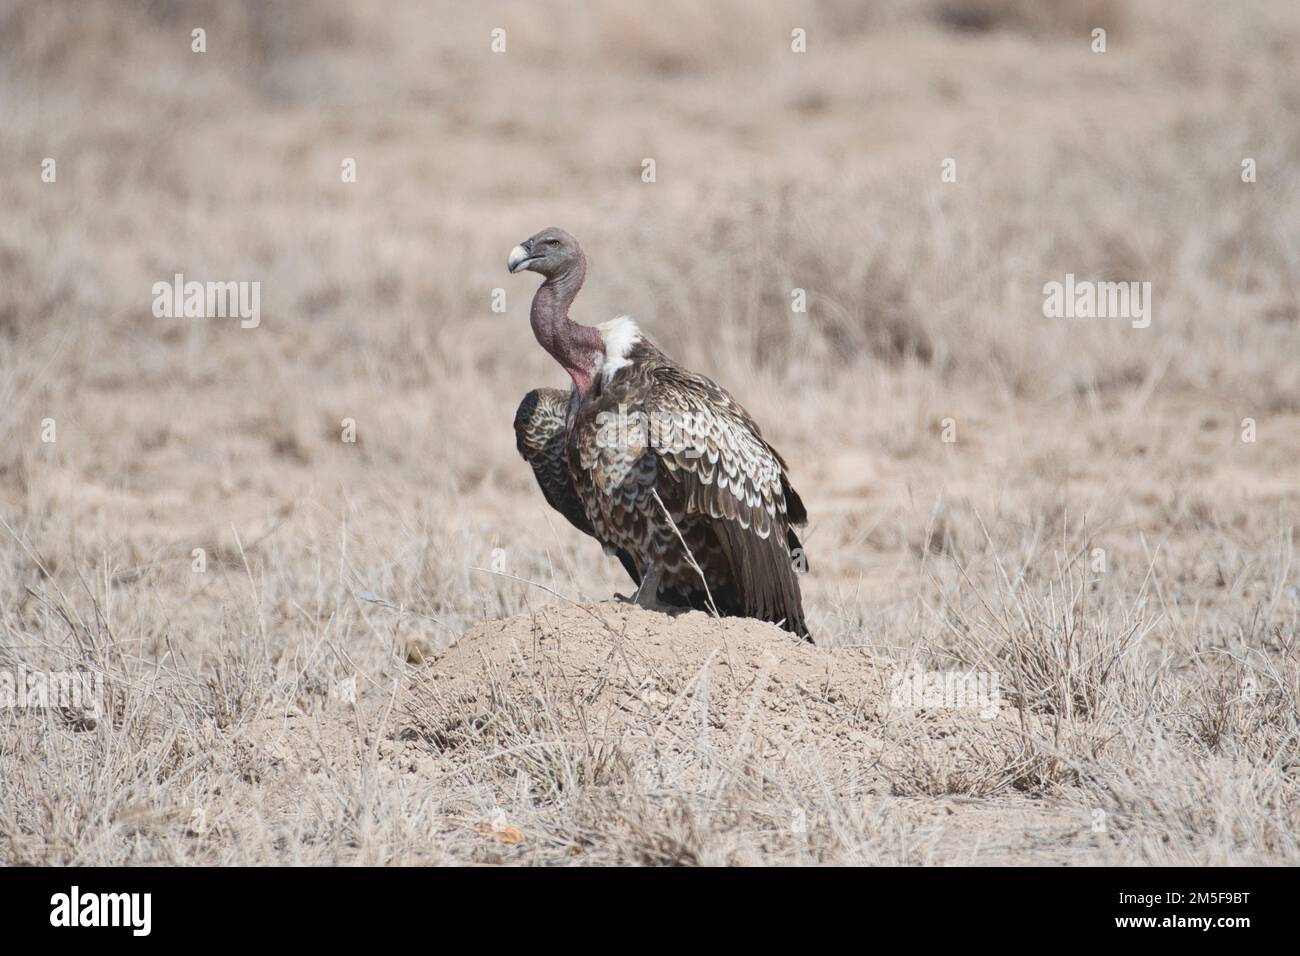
[514,388,641,585]
[644,366,809,639]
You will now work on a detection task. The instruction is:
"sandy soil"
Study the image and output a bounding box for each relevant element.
[199,603,1094,865]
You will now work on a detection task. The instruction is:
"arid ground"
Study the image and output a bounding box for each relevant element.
[1,0,1297,864]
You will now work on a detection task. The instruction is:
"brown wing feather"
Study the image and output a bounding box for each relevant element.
[644,365,810,640]
[514,388,640,585]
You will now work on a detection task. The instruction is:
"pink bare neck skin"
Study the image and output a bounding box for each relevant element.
[529,252,603,394]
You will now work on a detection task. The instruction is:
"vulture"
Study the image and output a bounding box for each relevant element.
[508,227,811,640]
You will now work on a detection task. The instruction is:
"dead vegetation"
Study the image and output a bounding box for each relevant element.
[0,0,1297,864]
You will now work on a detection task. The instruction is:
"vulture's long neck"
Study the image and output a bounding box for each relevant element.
[530,254,603,394]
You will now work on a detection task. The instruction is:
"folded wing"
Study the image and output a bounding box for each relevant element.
[513,388,641,585]
[645,365,809,639]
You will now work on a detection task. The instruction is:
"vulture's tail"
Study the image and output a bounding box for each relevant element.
[714,519,812,643]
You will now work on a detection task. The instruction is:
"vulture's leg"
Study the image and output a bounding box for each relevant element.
[632,562,665,610]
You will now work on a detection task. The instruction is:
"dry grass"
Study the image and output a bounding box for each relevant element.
[0,0,1297,865]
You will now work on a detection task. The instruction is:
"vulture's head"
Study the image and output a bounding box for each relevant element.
[507,227,583,280]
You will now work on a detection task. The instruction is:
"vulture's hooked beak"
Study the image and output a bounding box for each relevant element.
[507,243,538,274]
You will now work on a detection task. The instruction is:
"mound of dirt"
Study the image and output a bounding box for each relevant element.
[397,602,1071,817]
[403,603,893,765]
